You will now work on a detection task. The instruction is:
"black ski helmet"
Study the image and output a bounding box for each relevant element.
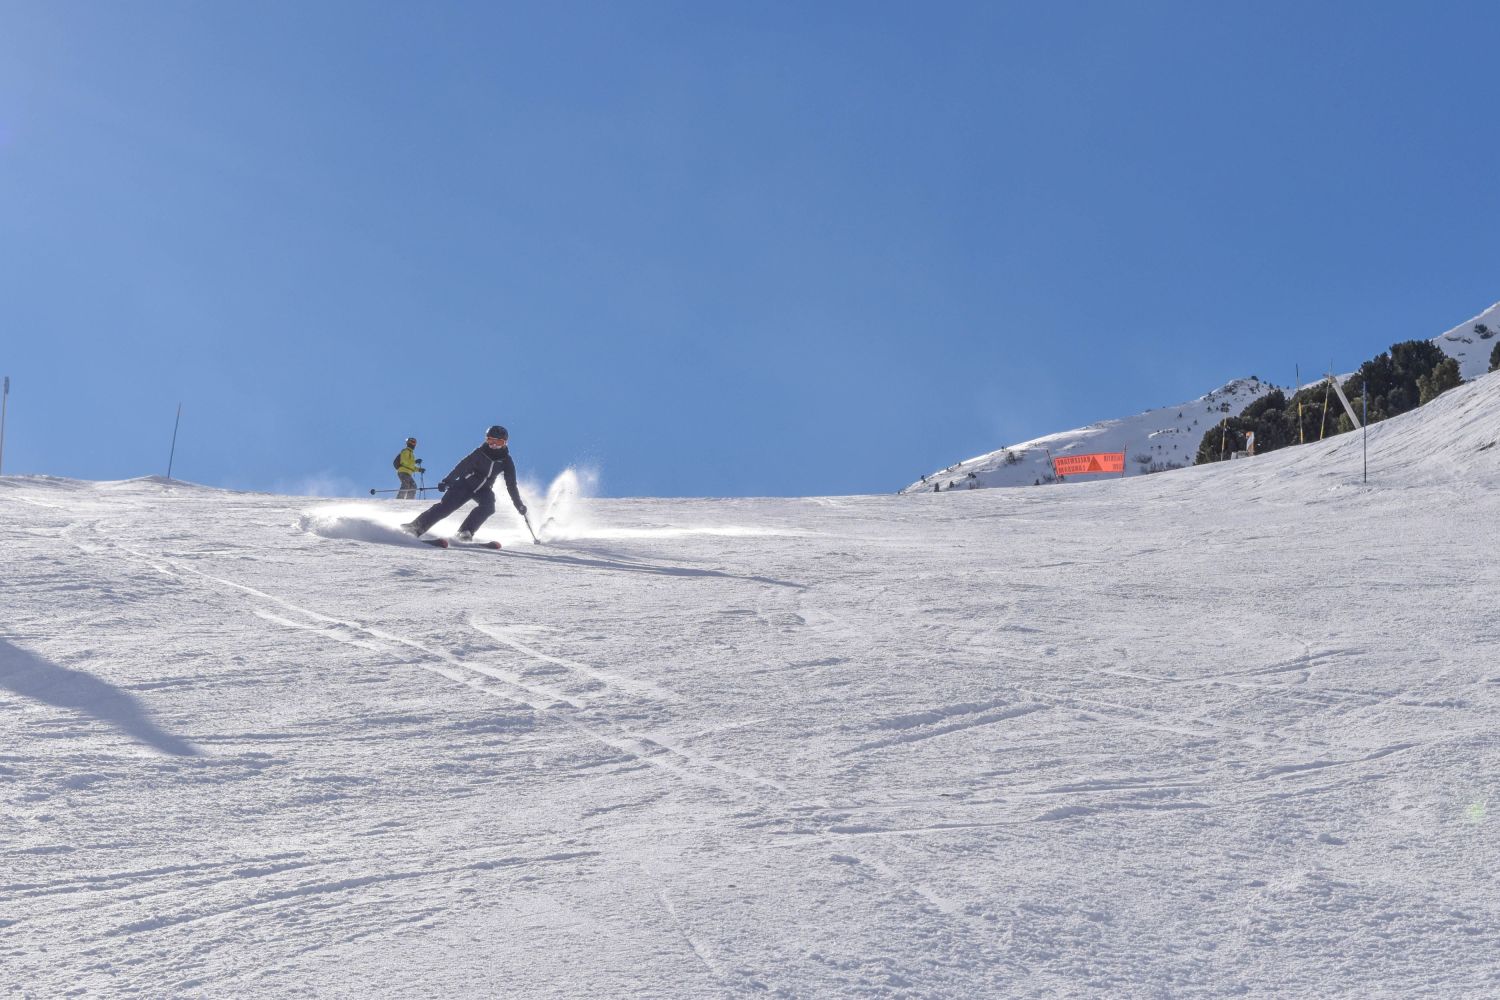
[406,437,417,446]
[486,425,508,441]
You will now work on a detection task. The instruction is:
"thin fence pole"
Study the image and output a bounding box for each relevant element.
[167,403,182,480]
[1296,365,1304,445]
[1362,380,1368,484]
[0,376,9,476]
[1319,375,1332,441]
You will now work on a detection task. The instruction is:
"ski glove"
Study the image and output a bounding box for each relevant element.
[437,481,449,493]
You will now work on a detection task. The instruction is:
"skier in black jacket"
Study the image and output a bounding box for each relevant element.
[401,425,527,541]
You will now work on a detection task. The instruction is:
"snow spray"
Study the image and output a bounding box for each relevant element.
[526,466,599,542]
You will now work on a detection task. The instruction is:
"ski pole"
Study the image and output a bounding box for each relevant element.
[522,510,540,544]
[369,486,441,495]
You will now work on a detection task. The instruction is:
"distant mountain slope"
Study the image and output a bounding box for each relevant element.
[902,377,1279,494]
[1432,300,1500,380]
[905,300,1500,494]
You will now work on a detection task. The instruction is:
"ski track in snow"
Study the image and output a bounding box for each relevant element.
[83,526,785,801]
[4,374,1500,996]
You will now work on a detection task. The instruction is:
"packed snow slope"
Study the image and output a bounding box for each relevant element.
[905,299,1500,494]
[4,374,1500,998]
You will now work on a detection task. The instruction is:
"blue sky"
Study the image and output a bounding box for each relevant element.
[1,1,1497,497]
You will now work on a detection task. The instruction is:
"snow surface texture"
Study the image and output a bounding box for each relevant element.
[905,300,1500,494]
[4,374,1500,997]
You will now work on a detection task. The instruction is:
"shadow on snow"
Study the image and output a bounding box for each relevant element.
[0,639,200,757]
[505,543,807,590]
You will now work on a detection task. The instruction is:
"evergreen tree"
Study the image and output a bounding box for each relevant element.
[1349,340,1445,420]
[1417,357,1462,404]
[1238,389,1294,451]
[1194,417,1255,464]
[1196,340,1467,467]
[1491,340,1500,373]
[1287,383,1342,444]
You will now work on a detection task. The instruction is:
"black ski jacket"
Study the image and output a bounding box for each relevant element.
[438,444,523,510]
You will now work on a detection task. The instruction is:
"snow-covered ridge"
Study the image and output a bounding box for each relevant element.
[905,299,1500,494]
[1433,300,1500,381]
[904,376,1280,494]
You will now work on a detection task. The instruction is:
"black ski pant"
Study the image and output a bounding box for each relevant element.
[411,486,497,535]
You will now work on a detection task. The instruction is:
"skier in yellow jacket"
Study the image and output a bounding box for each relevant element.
[394,437,424,499]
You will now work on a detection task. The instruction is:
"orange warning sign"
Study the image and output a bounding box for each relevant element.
[1051,452,1125,476]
